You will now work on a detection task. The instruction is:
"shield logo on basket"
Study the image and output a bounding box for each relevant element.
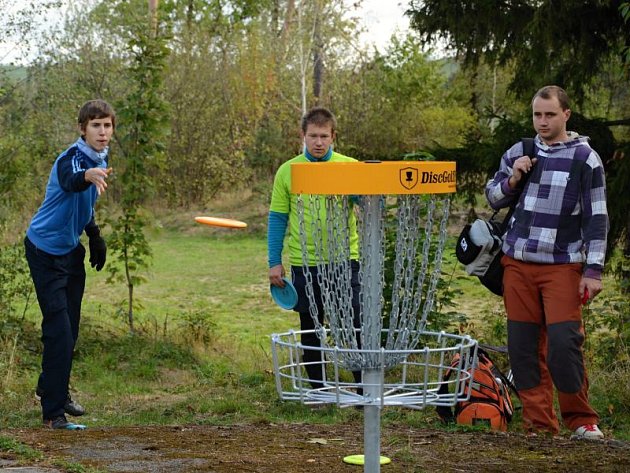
[399,167,418,190]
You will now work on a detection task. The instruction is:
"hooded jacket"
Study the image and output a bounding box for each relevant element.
[27,137,108,255]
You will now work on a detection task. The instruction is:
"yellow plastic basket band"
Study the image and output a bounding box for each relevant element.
[291,161,456,195]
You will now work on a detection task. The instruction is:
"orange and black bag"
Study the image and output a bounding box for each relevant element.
[436,349,516,431]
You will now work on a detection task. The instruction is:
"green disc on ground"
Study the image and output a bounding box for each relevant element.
[343,454,391,465]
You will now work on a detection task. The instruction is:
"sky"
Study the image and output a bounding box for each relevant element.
[0,0,411,65]
[356,0,411,52]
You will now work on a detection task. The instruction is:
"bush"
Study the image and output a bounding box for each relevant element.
[590,356,630,440]
[0,242,33,324]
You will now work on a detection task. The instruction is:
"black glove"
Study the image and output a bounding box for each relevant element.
[88,235,107,271]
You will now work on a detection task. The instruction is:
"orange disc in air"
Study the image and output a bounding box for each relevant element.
[194,216,247,229]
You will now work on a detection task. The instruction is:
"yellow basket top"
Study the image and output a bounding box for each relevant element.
[291,161,456,195]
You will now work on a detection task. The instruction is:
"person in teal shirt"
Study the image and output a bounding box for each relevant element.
[268,107,361,389]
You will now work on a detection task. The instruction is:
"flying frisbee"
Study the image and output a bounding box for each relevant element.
[270,277,298,310]
[342,454,391,466]
[195,216,247,229]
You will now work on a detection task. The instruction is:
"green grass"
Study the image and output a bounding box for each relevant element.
[0,435,43,461]
[1,226,347,430]
[1,213,629,442]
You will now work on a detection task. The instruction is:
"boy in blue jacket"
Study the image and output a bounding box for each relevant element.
[25,99,115,429]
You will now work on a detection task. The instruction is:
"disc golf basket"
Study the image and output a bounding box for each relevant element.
[270,161,478,473]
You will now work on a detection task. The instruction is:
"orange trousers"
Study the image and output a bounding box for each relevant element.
[502,256,598,434]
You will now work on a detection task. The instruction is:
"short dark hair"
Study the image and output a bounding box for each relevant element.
[532,86,570,110]
[301,107,337,133]
[78,99,116,131]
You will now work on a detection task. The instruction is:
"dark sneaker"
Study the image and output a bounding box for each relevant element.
[35,387,85,416]
[64,395,85,417]
[43,415,87,430]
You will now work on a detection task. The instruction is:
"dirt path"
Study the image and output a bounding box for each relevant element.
[4,422,630,473]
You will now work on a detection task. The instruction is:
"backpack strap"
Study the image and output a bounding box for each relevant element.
[496,138,537,234]
[521,137,535,159]
[435,355,463,423]
[479,349,519,399]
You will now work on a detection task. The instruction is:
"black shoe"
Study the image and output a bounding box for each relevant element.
[43,415,87,430]
[64,395,85,417]
[36,387,85,416]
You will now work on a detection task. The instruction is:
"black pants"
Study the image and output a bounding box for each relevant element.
[292,261,362,389]
[25,236,85,420]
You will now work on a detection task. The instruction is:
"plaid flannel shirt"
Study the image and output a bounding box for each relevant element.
[485,133,608,279]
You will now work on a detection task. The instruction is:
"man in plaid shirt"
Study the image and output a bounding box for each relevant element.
[485,85,608,439]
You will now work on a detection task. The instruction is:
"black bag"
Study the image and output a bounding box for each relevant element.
[479,249,504,296]
[456,218,504,295]
[455,138,535,296]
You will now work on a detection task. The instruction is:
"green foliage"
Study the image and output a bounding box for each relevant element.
[605,142,630,274]
[80,330,197,376]
[407,0,630,103]
[590,357,630,440]
[621,2,630,71]
[0,436,43,461]
[105,0,171,331]
[246,114,294,180]
[0,83,68,245]
[0,242,32,322]
[164,39,256,202]
[0,135,32,220]
[0,333,21,398]
[584,268,630,366]
[332,36,476,161]
[106,209,153,286]
[177,308,216,345]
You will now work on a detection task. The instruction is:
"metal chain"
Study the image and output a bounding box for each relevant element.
[409,196,450,350]
[297,191,451,370]
[297,195,327,344]
[387,194,421,353]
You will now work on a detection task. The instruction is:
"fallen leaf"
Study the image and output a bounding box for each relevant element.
[307,438,328,444]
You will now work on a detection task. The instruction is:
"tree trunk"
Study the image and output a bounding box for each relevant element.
[185,0,194,30]
[124,246,135,333]
[128,281,135,333]
[312,5,323,104]
[148,0,158,37]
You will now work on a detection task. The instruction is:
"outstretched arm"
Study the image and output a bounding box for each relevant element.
[57,150,112,195]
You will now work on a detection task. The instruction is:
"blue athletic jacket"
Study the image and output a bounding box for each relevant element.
[26,137,108,255]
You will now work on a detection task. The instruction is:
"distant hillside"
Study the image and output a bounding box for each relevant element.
[0,63,28,83]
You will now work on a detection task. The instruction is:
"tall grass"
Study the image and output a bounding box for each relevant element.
[0,334,19,391]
